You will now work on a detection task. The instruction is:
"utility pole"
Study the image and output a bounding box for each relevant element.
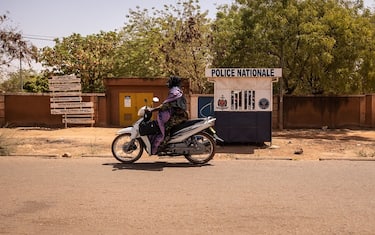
[19,51,23,92]
[279,45,284,130]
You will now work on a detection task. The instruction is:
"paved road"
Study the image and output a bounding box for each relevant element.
[1,157,375,234]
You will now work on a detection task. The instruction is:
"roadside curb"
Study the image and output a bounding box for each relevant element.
[2,155,375,161]
[319,157,375,161]
[81,155,112,158]
[6,154,60,158]
[234,157,375,161]
[3,154,112,159]
[234,157,293,161]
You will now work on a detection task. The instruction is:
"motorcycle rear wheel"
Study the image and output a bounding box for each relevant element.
[184,132,216,164]
[111,133,143,163]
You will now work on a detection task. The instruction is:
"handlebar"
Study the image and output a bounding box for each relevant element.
[150,104,162,112]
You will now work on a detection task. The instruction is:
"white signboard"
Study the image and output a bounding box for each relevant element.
[49,76,81,84]
[50,92,82,97]
[124,96,131,107]
[207,68,282,112]
[49,84,81,92]
[205,68,282,78]
[50,97,82,102]
[63,118,95,124]
[212,77,273,112]
[51,108,94,115]
[50,102,94,108]
[49,75,95,126]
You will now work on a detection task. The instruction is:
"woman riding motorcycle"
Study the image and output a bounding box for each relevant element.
[151,76,188,154]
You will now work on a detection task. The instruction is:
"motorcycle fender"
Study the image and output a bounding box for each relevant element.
[116,127,152,154]
[116,127,134,135]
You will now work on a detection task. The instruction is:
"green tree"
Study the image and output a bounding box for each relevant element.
[40,31,121,92]
[114,6,164,77]
[118,0,213,93]
[0,71,20,92]
[357,10,375,93]
[23,73,49,93]
[212,0,375,95]
[0,69,43,92]
[211,3,244,67]
[157,0,213,93]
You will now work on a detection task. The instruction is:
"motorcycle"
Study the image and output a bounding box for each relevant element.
[111,97,222,164]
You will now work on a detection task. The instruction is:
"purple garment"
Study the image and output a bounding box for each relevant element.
[151,86,183,154]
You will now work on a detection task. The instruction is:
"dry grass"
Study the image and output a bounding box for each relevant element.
[0,129,16,156]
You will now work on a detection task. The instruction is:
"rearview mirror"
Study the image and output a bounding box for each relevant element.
[152,97,160,103]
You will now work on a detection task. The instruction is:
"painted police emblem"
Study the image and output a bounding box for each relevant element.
[217,95,228,110]
[258,98,270,110]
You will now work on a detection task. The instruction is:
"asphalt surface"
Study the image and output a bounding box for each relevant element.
[1,157,375,234]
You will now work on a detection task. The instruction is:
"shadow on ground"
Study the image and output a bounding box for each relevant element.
[273,129,374,142]
[103,161,211,171]
[215,142,268,154]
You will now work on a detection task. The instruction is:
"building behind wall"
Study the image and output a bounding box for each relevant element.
[104,78,190,127]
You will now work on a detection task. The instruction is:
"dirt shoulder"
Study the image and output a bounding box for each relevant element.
[1,127,375,161]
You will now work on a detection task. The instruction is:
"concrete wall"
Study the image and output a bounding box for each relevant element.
[0,95,5,125]
[189,94,375,129]
[1,92,374,129]
[365,94,375,127]
[282,95,374,129]
[1,93,105,128]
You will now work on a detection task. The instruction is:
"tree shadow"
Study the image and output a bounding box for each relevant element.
[103,161,211,171]
[215,143,267,154]
[273,129,375,142]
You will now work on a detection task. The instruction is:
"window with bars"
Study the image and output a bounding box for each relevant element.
[230,90,256,111]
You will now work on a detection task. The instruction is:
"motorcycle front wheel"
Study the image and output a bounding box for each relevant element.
[111,133,143,163]
[184,132,216,164]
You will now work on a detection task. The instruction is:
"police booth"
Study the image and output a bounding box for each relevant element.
[206,68,282,143]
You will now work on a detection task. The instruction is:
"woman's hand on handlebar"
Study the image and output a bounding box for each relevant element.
[150,104,162,112]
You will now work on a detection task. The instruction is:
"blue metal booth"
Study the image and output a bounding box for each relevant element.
[206,68,282,143]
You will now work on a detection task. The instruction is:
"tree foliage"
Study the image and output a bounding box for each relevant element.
[118,0,213,93]
[40,31,121,92]
[157,0,213,93]
[113,6,164,77]
[22,73,49,93]
[211,0,375,95]
[0,69,46,92]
